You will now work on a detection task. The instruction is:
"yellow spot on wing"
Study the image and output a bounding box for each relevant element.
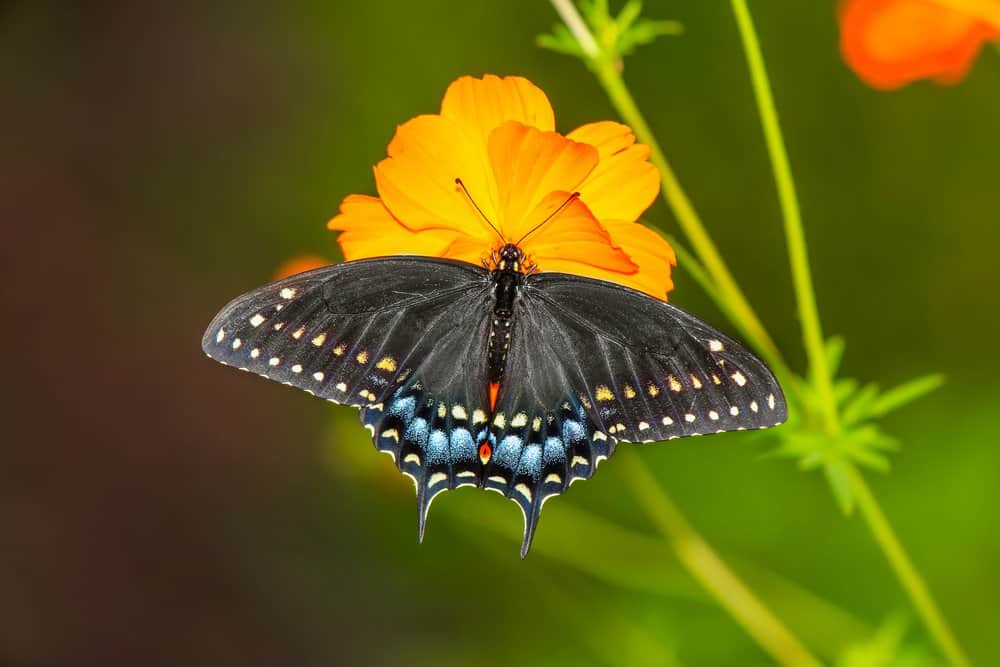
[356,350,368,364]
[332,344,346,356]
[668,375,682,392]
[624,385,636,399]
[595,385,614,401]
[376,356,397,372]
[647,384,660,397]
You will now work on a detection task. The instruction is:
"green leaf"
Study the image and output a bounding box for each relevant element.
[834,377,859,405]
[869,374,945,418]
[840,382,880,427]
[537,27,586,58]
[825,335,846,378]
[616,0,643,32]
[619,19,684,56]
[543,0,680,64]
[846,445,890,473]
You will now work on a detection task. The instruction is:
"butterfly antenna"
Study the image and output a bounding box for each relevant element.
[454,178,505,243]
[514,192,580,246]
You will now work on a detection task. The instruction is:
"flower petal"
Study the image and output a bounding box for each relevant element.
[568,121,661,223]
[488,121,598,239]
[602,220,677,300]
[273,255,329,280]
[441,75,556,144]
[374,114,498,235]
[523,194,637,274]
[328,194,463,260]
[839,0,1000,89]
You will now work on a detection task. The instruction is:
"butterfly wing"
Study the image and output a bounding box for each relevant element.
[524,272,787,440]
[203,260,787,558]
[486,272,787,555]
[202,256,490,407]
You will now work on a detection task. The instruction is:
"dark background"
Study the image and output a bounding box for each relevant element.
[3,1,998,665]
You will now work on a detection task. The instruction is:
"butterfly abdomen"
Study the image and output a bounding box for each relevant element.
[486,269,521,386]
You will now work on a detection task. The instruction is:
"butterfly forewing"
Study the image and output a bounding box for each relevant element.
[202,257,491,406]
[521,273,788,442]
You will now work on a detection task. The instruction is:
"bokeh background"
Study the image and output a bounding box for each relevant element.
[3,1,998,665]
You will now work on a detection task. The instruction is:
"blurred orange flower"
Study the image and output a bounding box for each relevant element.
[328,75,676,299]
[273,254,329,280]
[840,0,1000,89]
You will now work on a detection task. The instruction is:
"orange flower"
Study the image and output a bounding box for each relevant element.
[328,75,676,299]
[840,0,1000,89]
[273,254,329,280]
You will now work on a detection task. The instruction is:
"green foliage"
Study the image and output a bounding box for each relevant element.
[836,615,941,667]
[768,337,944,513]
[537,1,969,664]
[537,0,682,65]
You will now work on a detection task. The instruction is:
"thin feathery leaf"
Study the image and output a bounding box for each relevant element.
[870,374,945,418]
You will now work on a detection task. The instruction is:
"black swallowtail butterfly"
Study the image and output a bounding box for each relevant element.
[202,243,786,557]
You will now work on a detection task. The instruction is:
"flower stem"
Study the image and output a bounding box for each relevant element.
[729,2,969,664]
[549,0,789,383]
[728,0,838,436]
[848,466,971,667]
[620,453,824,667]
[599,71,791,379]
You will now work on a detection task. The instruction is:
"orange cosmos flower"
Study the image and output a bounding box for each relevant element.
[840,0,1000,89]
[328,75,675,299]
[273,254,329,280]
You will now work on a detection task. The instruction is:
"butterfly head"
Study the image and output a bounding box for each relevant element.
[497,243,524,271]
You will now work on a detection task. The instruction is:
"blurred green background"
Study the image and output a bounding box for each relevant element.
[3,1,998,665]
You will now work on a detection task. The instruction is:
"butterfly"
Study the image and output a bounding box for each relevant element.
[202,235,787,557]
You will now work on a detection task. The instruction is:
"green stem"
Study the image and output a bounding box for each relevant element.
[848,467,971,667]
[548,0,789,383]
[621,453,824,667]
[728,0,837,436]
[730,3,970,664]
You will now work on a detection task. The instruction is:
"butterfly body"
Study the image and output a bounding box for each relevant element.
[485,245,525,386]
[203,253,786,557]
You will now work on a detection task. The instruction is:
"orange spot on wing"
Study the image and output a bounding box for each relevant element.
[479,442,492,464]
[489,382,500,410]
